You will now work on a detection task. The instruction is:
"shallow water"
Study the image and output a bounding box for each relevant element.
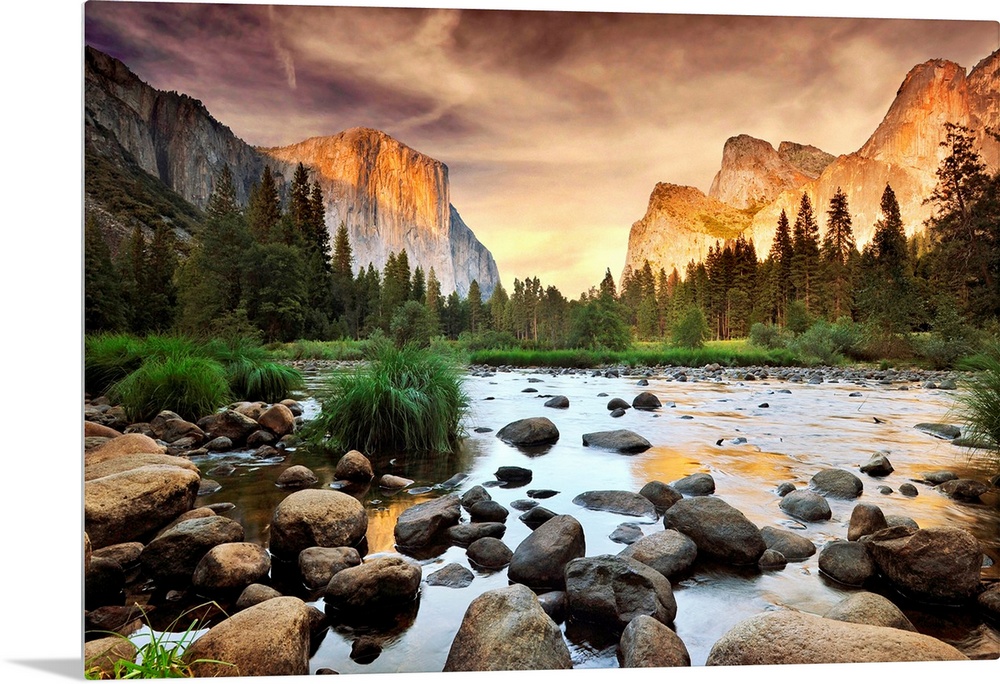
[183,366,999,671]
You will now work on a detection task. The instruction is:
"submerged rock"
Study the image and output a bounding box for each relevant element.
[779,489,831,522]
[759,526,816,561]
[572,490,658,520]
[426,563,474,588]
[581,429,652,454]
[671,472,715,496]
[810,469,863,499]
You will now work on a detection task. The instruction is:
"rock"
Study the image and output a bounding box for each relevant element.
[581,429,652,454]
[258,403,295,437]
[495,466,533,484]
[84,421,123,439]
[334,450,374,483]
[276,465,317,488]
[439,472,470,488]
[443,523,506,546]
[508,514,586,590]
[510,499,538,511]
[779,489,832,522]
[610,407,627,418]
[914,422,961,440]
[537,590,567,623]
[977,583,1000,622]
[705,609,967,664]
[379,474,414,490]
[758,549,786,570]
[85,465,201,548]
[184,597,313,676]
[544,395,569,409]
[759,526,816,560]
[848,503,888,541]
[84,453,200,481]
[618,614,691,667]
[393,494,461,549]
[349,636,383,664]
[572,490,658,520]
[610,523,644,544]
[899,482,919,497]
[823,592,916,631]
[607,398,630,411]
[235,583,282,611]
[467,537,513,569]
[519,506,557,529]
[460,485,491,511]
[139,516,245,585]
[85,636,137,679]
[565,554,677,631]
[197,409,260,446]
[246,429,277,448]
[233,402,267,420]
[671,472,715,495]
[426,563,475,588]
[775,481,796,496]
[85,434,167,465]
[192,542,271,596]
[298,546,361,590]
[662,496,765,565]
[527,489,559,499]
[810,468,863,499]
[618,529,698,579]
[860,452,894,476]
[922,470,958,484]
[324,555,422,611]
[638,481,683,511]
[469,500,509,523]
[268,489,367,561]
[92,541,144,572]
[203,436,234,452]
[496,417,560,446]
[885,515,919,530]
[444,584,572,671]
[632,392,662,410]
[159,417,206,445]
[818,540,875,586]
[85,556,125,610]
[937,478,990,501]
[860,526,982,603]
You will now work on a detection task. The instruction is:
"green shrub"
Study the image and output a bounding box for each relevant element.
[956,346,1000,476]
[789,321,842,366]
[457,330,520,352]
[672,306,710,349]
[748,322,788,350]
[109,355,231,422]
[302,338,467,454]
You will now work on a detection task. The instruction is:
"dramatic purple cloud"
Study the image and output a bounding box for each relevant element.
[84,1,998,296]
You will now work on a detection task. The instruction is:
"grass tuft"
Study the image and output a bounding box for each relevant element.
[109,354,231,423]
[956,345,1000,476]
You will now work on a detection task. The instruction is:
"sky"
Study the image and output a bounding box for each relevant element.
[82,1,999,296]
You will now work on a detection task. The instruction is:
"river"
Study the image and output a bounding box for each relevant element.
[183,365,999,672]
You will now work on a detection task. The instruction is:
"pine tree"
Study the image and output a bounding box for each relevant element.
[247,165,281,243]
[425,266,442,334]
[84,217,127,333]
[467,280,484,335]
[411,266,427,303]
[767,210,793,325]
[206,165,240,219]
[791,193,821,314]
[858,184,916,335]
[822,187,857,319]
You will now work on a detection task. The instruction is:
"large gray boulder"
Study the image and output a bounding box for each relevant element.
[860,526,982,604]
[268,489,367,561]
[618,529,698,579]
[192,542,271,596]
[572,490,658,520]
[671,472,715,496]
[779,489,831,522]
[937,478,990,501]
[759,526,816,561]
[618,614,690,668]
[581,430,652,454]
[85,464,201,548]
[823,592,916,632]
[508,514,586,590]
[662,496,766,565]
[810,468,863,499]
[393,494,462,549]
[139,516,245,585]
[565,555,676,631]
[847,503,887,541]
[632,392,662,410]
[496,417,560,446]
[817,540,875,587]
[638,481,682,511]
[184,597,313,676]
[324,555,422,612]
[705,610,966,664]
[443,584,572,671]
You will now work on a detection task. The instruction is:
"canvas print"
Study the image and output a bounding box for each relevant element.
[83,1,1000,678]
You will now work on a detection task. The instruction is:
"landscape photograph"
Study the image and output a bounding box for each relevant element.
[75,0,999,680]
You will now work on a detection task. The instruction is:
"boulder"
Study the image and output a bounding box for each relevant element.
[84,453,200,481]
[810,469,863,499]
[379,474,414,490]
[848,503,888,541]
[85,556,125,610]
[393,494,461,549]
[618,614,690,667]
[671,472,715,496]
[469,500,509,523]
[92,542,144,572]
[159,418,206,445]
[759,526,816,561]
[632,392,662,410]
[662,496,766,565]
[937,478,990,501]
[139,516,245,585]
[84,421,122,439]
[443,523,507,547]
[85,636,137,679]
[914,422,961,440]
[817,540,875,586]
[460,485,491,512]
[258,403,295,437]
[618,529,697,579]
[977,583,1000,622]
[324,555,422,612]
[860,452,894,476]
[467,537,513,569]
[508,514,586,590]
[298,546,362,590]
[758,549,787,570]
[860,526,982,603]
[496,417,560,446]
[84,434,166,466]
[610,523,644,545]
[565,554,677,631]
[268,489,368,561]
[426,563,474,588]
[779,489,831,522]
[581,430,652,454]
[334,450,374,483]
[444,584,572,671]
[705,609,967,664]
[197,409,260,446]
[823,592,916,631]
[233,402,267,420]
[85,465,200,548]
[192,542,271,596]
[607,397,630,411]
[235,583,282,611]
[638,481,683,511]
[519,506,557,529]
[495,466,533,484]
[572,490,658,520]
[276,465,317,488]
[184,597,312,677]
[544,395,570,409]
[922,470,958,484]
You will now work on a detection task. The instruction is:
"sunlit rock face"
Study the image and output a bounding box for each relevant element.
[84,46,264,208]
[262,128,500,298]
[626,49,1000,278]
